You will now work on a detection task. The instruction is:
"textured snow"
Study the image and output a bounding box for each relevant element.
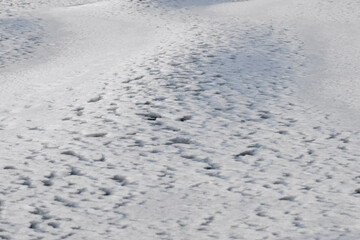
[1,0,360,239]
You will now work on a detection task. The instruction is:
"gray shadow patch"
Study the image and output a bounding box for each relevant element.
[0,18,44,70]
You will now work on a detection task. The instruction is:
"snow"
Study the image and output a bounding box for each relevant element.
[1,0,360,239]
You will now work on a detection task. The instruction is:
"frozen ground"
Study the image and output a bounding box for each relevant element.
[1,0,360,239]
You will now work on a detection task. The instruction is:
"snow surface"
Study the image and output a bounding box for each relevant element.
[1,0,360,239]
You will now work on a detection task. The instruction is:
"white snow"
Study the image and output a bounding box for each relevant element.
[1,0,360,239]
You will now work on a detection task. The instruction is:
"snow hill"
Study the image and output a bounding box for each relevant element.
[0,0,360,239]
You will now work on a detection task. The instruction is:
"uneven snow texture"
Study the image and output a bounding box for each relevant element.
[1,0,360,239]
[0,18,44,69]
[0,0,101,17]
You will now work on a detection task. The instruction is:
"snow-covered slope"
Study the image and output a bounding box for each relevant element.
[1,0,360,239]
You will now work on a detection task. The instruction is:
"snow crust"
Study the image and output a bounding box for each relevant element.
[1,0,360,239]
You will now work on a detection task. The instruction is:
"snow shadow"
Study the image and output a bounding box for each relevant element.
[0,18,44,70]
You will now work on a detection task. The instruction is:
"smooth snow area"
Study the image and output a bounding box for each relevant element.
[1,0,360,239]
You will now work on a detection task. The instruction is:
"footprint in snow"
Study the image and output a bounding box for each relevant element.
[88,95,103,103]
[279,196,296,201]
[85,132,107,138]
[168,137,191,145]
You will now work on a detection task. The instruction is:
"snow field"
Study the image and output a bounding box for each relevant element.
[0,0,360,239]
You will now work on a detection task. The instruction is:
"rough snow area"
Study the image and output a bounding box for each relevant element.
[1,0,360,239]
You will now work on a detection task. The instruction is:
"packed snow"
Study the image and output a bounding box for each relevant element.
[1,0,360,239]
